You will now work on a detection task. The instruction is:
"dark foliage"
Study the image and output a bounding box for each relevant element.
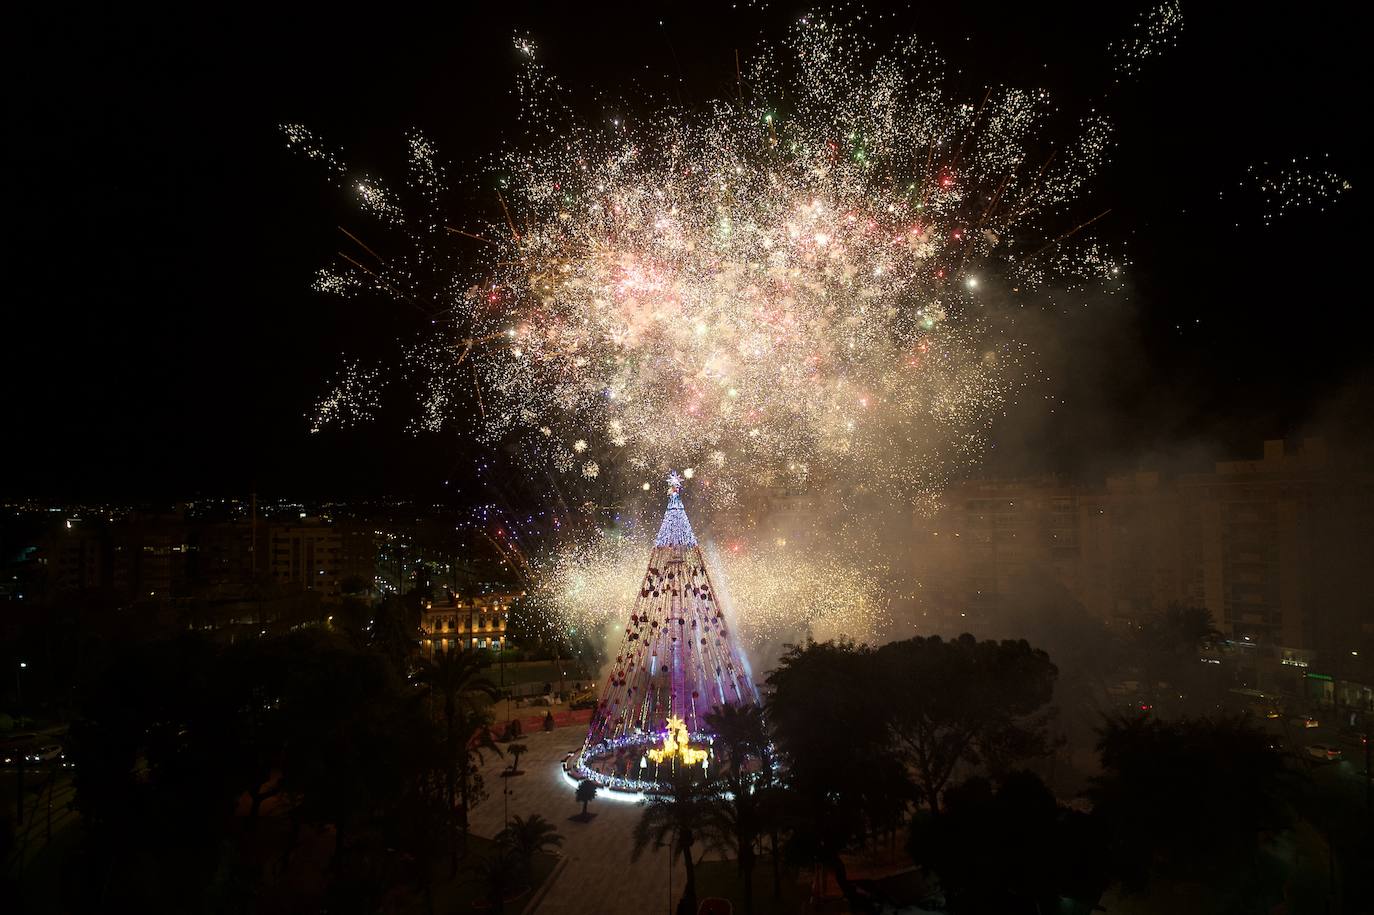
[62,626,493,911]
[766,640,911,912]
[1088,713,1290,891]
[875,634,1059,813]
[908,770,1107,914]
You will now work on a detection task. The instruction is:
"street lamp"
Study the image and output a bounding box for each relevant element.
[15,661,27,827]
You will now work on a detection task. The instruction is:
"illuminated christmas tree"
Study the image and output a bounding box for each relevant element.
[569,472,760,792]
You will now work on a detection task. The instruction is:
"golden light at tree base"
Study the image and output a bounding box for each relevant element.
[646,716,710,768]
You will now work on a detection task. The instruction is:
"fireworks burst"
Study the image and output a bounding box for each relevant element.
[1228,156,1353,226]
[309,360,383,434]
[1111,1,1184,80]
[466,15,1117,509]
[290,13,1125,645]
[529,503,897,650]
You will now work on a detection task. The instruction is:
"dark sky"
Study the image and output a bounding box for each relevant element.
[6,2,1365,501]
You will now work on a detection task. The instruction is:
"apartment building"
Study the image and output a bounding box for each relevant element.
[914,438,1369,660]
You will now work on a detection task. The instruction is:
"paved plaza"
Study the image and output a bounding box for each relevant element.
[469,725,704,915]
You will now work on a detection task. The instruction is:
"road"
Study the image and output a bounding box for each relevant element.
[3,763,79,875]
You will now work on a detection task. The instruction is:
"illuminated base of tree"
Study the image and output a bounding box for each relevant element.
[563,730,717,796]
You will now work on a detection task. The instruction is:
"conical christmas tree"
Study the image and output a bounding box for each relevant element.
[571,472,760,792]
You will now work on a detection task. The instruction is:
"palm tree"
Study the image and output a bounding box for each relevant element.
[414,649,502,857]
[455,704,501,861]
[506,742,528,775]
[468,848,522,915]
[497,813,564,879]
[704,704,771,913]
[372,594,423,675]
[632,769,722,915]
[1137,605,1223,710]
[574,778,598,819]
[395,785,451,915]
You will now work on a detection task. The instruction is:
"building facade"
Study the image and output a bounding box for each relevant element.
[419,591,514,656]
[913,439,1371,663]
[266,519,379,602]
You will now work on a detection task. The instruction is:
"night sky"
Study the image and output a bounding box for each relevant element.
[8,2,1364,501]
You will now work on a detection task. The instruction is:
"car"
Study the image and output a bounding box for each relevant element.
[26,743,63,763]
[2,735,40,766]
[1305,744,1342,761]
[569,692,598,711]
[1334,730,1369,752]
